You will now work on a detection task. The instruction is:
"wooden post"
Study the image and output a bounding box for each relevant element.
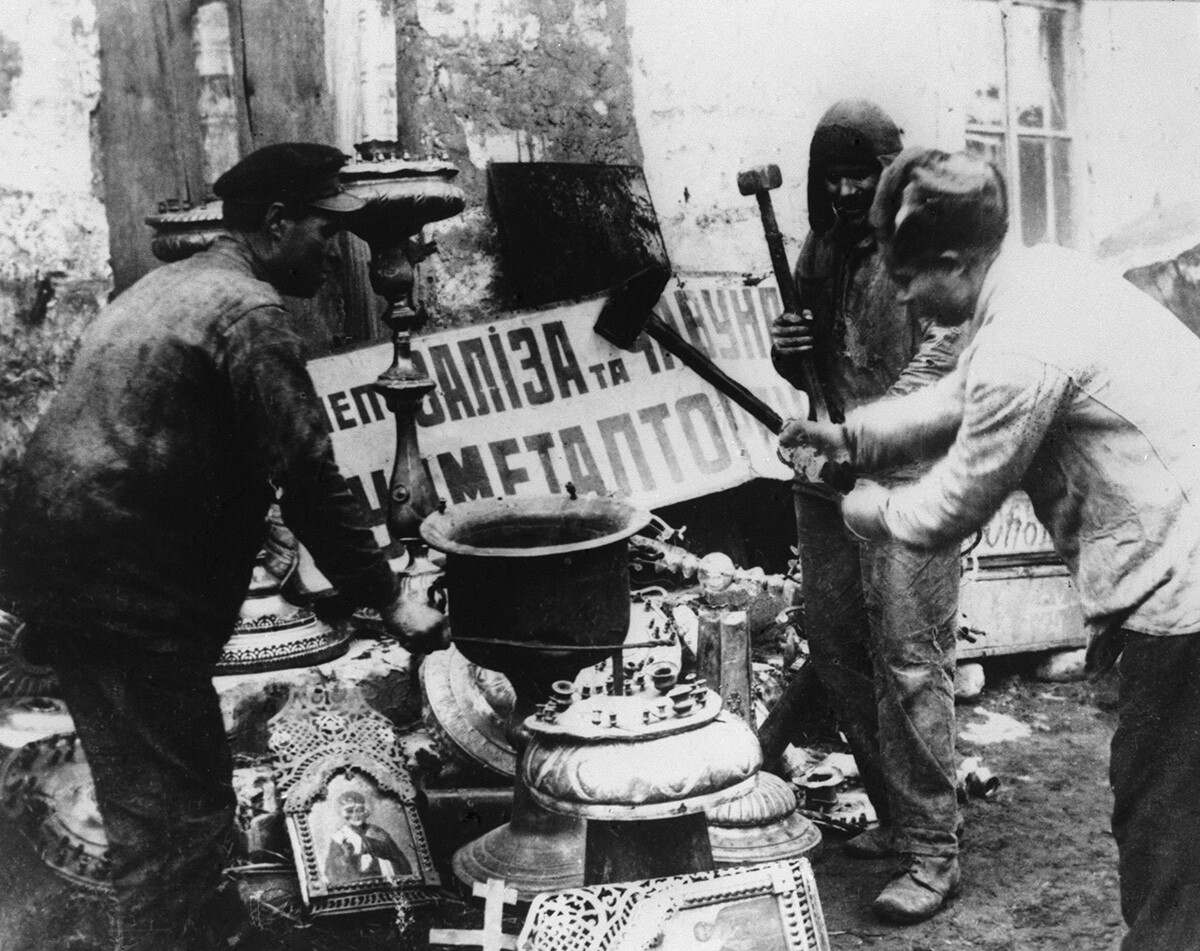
[96,0,342,316]
[394,0,425,156]
[95,0,206,292]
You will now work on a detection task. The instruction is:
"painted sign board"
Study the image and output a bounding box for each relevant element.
[306,277,803,548]
[306,274,1087,661]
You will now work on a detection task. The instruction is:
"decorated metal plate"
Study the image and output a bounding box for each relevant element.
[420,644,517,779]
[0,733,112,891]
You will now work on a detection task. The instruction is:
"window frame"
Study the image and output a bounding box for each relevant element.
[963,0,1083,247]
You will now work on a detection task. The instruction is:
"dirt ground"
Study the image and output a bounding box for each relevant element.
[0,660,1126,951]
[813,661,1124,951]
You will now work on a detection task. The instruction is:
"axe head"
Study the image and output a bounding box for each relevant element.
[737,164,782,196]
[594,265,672,351]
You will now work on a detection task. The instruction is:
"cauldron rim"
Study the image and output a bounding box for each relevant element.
[420,495,650,559]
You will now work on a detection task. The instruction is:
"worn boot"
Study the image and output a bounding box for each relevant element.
[844,824,895,858]
[872,854,961,924]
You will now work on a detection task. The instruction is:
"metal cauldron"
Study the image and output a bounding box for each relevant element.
[420,495,650,691]
[419,494,651,899]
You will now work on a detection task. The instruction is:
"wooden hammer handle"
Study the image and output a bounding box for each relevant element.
[640,313,857,492]
[752,192,838,423]
[643,316,784,433]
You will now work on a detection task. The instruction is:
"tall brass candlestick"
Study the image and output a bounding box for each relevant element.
[369,245,439,551]
[342,146,465,555]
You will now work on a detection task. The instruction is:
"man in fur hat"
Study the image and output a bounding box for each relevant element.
[784,145,1200,951]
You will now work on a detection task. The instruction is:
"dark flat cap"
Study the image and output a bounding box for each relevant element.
[213,142,365,213]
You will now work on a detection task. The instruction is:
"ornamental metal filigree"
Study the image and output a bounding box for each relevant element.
[269,681,439,916]
[0,607,58,698]
[518,858,829,951]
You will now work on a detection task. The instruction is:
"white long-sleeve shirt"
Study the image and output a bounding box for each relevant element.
[846,242,1200,639]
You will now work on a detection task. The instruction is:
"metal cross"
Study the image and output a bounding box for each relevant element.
[429,878,519,951]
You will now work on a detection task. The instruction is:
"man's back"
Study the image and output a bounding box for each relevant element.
[970,242,1200,634]
[4,239,296,654]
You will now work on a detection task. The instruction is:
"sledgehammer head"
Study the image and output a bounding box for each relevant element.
[593,265,672,351]
[737,164,782,196]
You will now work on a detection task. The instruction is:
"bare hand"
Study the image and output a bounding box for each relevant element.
[779,417,847,456]
[772,310,815,354]
[381,593,450,654]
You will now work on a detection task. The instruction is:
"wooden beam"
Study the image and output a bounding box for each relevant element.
[229,0,333,147]
[227,0,344,350]
[394,0,424,155]
[95,0,206,292]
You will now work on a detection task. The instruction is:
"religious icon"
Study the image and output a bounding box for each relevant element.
[271,683,439,916]
[321,784,413,884]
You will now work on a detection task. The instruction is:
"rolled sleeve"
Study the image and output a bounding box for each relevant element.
[225,307,397,611]
[880,351,1070,547]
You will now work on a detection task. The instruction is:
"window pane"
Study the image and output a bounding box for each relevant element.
[1016,135,1074,246]
[1011,4,1069,131]
[965,4,1007,128]
[1050,137,1074,244]
[1018,137,1049,244]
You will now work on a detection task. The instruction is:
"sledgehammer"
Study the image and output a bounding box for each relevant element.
[738,163,840,423]
[593,266,857,492]
[594,265,786,434]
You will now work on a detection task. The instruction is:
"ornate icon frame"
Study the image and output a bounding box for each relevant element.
[270,682,440,916]
[518,858,829,951]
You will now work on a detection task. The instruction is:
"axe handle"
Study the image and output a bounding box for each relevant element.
[643,316,784,434]
[752,191,838,423]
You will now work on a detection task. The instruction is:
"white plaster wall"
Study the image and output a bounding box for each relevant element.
[1079,1,1200,246]
[625,0,1200,272]
[0,0,108,284]
[625,0,975,275]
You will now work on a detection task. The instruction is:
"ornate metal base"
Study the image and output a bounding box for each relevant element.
[706,771,823,866]
[217,594,348,676]
[584,812,714,885]
[452,780,584,901]
[0,608,57,699]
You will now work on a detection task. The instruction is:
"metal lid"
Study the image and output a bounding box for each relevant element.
[420,645,517,779]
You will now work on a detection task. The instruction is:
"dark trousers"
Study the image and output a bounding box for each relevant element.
[1112,631,1200,951]
[53,645,252,951]
[795,487,960,856]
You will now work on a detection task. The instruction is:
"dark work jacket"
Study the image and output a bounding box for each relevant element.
[1,237,396,661]
[773,232,963,498]
[772,99,962,499]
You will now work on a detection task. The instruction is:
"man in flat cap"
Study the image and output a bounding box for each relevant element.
[782,145,1200,950]
[1,142,446,951]
[765,101,965,924]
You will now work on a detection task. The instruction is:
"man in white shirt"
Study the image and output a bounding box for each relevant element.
[782,146,1200,951]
